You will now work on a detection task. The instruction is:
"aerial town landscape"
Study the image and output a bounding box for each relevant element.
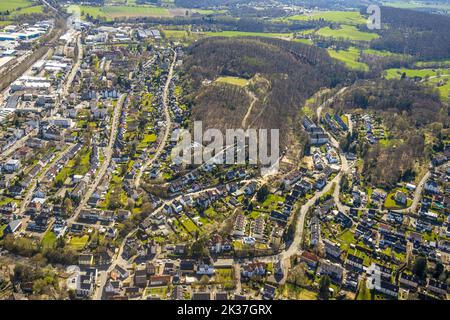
[0,0,448,303]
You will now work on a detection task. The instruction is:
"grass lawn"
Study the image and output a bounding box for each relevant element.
[337,229,355,250]
[384,190,410,209]
[260,194,284,211]
[216,76,249,87]
[42,231,57,249]
[363,49,410,59]
[138,133,157,149]
[10,4,43,16]
[0,224,6,238]
[415,60,450,68]
[190,9,227,15]
[317,25,379,41]
[215,268,235,289]
[384,68,450,80]
[356,279,372,300]
[0,196,19,206]
[382,1,450,11]
[232,240,243,250]
[68,235,89,251]
[284,11,366,25]
[202,31,293,39]
[0,0,32,12]
[327,47,369,71]
[427,77,450,101]
[293,38,313,45]
[180,215,200,234]
[68,5,171,20]
[145,286,167,298]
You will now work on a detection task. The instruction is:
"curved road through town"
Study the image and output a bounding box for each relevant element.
[68,93,127,224]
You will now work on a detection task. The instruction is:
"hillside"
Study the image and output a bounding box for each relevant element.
[180,37,355,149]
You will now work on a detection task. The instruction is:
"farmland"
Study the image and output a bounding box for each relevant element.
[282,10,366,25]
[68,5,171,20]
[202,31,293,39]
[384,68,447,79]
[0,0,33,12]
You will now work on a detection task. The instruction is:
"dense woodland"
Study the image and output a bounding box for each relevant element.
[180,37,354,149]
[371,6,450,60]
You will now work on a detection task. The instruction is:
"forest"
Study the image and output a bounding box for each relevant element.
[180,37,355,149]
[330,79,448,188]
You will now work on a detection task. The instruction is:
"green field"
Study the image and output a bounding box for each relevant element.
[0,0,33,12]
[415,60,450,68]
[68,5,171,20]
[317,25,379,41]
[327,47,369,71]
[68,235,89,250]
[284,10,366,25]
[363,49,410,59]
[0,224,6,238]
[145,286,168,298]
[10,4,43,16]
[0,0,43,19]
[384,68,444,79]
[190,9,227,15]
[293,38,313,45]
[137,133,157,149]
[382,1,450,11]
[428,77,450,101]
[41,231,57,249]
[216,76,249,87]
[202,30,293,39]
[384,67,450,101]
[162,29,294,41]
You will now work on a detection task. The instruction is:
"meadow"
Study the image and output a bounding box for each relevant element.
[0,0,33,12]
[384,67,450,101]
[68,5,171,20]
[201,30,293,39]
[327,47,369,71]
[283,11,366,25]
[384,68,449,79]
[216,76,249,87]
[162,29,293,41]
[363,48,411,59]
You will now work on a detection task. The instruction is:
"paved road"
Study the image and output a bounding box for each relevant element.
[134,50,177,189]
[19,143,75,215]
[68,94,127,224]
[0,129,38,161]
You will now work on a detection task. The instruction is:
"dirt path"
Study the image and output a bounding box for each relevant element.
[241,89,258,129]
